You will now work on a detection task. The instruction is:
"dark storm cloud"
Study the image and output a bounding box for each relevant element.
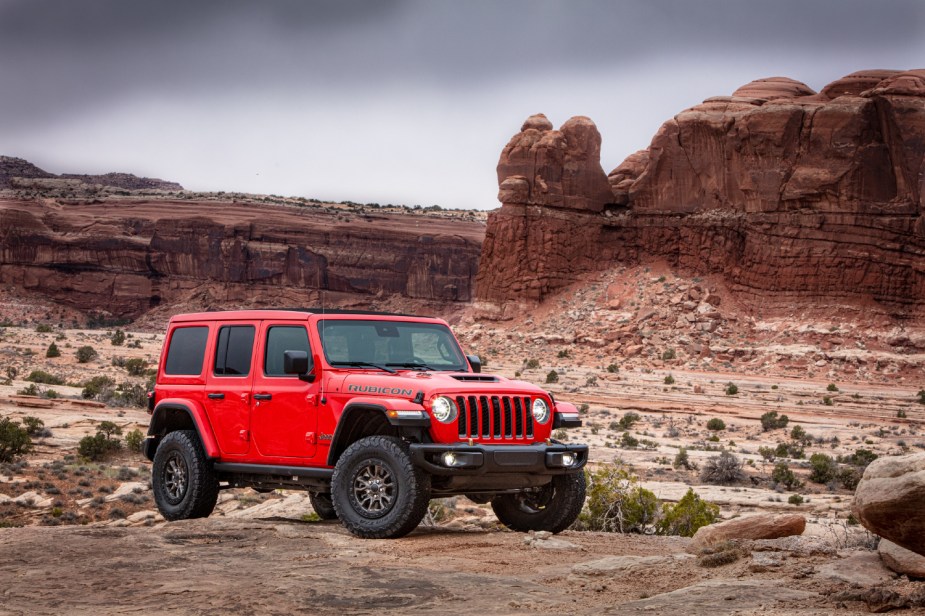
[1,0,923,131]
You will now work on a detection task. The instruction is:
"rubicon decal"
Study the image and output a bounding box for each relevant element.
[347,384,414,396]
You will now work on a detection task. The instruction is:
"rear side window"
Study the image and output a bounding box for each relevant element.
[213,325,256,376]
[265,326,312,376]
[164,326,209,376]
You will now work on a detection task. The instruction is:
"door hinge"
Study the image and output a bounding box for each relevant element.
[239,429,249,441]
[305,432,316,445]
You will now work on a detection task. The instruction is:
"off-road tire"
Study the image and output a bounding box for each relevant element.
[309,491,338,520]
[331,435,431,539]
[152,430,219,521]
[491,471,586,533]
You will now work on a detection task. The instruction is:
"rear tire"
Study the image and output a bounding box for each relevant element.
[491,472,586,533]
[152,430,219,521]
[331,435,431,538]
[309,491,338,520]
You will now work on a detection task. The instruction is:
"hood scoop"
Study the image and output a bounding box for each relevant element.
[450,374,500,382]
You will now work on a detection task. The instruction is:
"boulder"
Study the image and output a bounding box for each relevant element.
[690,513,805,550]
[879,539,925,578]
[817,550,895,586]
[853,452,925,557]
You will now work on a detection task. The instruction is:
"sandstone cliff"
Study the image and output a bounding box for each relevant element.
[0,198,483,319]
[477,70,925,315]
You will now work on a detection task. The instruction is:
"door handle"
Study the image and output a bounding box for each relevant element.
[253,393,273,401]
[207,393,225,400]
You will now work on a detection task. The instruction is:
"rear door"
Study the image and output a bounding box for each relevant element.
[204,323,256,456]
[250,321,318,459]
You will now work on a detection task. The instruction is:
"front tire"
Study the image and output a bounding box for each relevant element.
[331,435,431,538]
[309,491,338,520]
[491,472,586,533]
[152,430,219,521]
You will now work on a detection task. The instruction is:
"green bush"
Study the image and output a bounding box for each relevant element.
[46,342,61,358]
[123,358,149,377]
[826,383,839,392]
[706,418,726,431]
[760,411,789,431]
[76,346,98,363]
[774,441,805,459]
[823,396,834,406]
[837,466,862,490]
[664,374,675,385]
[25,370,65,385]
[620,432,639,449]
[124,429,145,453]
[545,370,558,384]
[724,382,738,396]
[673,447,696,470]
[918,389,925,405]
[618,412,641,430]
[606,363,619,373]
[661,348,676,361]
[82,376,116,401]
[838,448,878,470]
[0,418,33,462]
[809,453,838,484]
[580,464,660,533]
[525,359,540,369]
[78,422,123,461]
[557,349,570,359]
[22,416,49,437]
[788,494,804,505]
[110,329,126,346]
[700,451,745,485]
[657,488,719,537]
[35,324,53,333]
[771,462,802,489]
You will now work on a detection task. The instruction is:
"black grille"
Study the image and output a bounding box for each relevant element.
[456,395,534,440]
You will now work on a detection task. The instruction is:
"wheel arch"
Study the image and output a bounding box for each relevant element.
[326,404,400,467]
[147,399,220,460]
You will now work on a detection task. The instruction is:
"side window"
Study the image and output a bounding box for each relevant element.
[164,326,209,376]
[265,326,312,376]
[213,325,256,376]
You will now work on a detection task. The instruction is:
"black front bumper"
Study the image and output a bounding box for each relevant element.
[409,442,588,476]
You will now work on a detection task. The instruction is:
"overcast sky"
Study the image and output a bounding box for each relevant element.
[2,0,924,209]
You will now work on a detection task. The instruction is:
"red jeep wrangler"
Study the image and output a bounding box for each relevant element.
[145,310,587,538]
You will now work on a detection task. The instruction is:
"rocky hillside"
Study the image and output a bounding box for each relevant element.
[0,198,484,320]
[0,155,183,191]
[477,69,925,317]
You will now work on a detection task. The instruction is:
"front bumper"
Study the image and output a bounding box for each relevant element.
[409,442,588,476]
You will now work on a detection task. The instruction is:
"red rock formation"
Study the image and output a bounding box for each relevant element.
[477,70,925,314]
[0,198,483,318]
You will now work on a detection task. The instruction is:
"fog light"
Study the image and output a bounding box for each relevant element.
[561,453,576,467]
[442,452,458,467]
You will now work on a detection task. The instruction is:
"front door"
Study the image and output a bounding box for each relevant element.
[250,322,318,459]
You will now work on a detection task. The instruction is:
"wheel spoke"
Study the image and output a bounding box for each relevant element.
[351,460,396,517]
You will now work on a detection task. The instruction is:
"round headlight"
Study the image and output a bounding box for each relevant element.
[532,398,550,424]
[431,396,458,423]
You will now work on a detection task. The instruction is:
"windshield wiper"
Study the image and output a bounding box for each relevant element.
[386,362,437,371]
[330,361,396,374]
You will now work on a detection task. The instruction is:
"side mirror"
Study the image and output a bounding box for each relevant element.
[283,350,315,383]
[466,354,481,374]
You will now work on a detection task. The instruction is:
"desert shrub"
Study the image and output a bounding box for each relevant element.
[76,345,98,363]
[724,382,738,396]
[898,409,907,418]
[706,418,726,431]
[620,432,639,448]
[17,383,39,396]
[557,349,570,359]
[82,376,116,401]
[823,396,834,406]
[700,451,746,485]
[838,448,878,469]
[788,494,805,505]
[827,383,839,392]
[809,453,838,484]
[525,359,540,369]
[35,324,53,333]
[46,342,61,358]
[580,463,660,533]
[771,462,802,489]
[114,382,147,408]
[697,541,742,567]
[110,329,126,346]
[124,429,145,453]
[78,423,122,461]
[606,363,619,373]
[758,446,776,462]
[0,418,33,462]
[661,348,676,361]
[918,389,925,405]
[837,466,862,490]
[25,370,65,386]
[545,370,558,384]
[664,374,675,385]
[22,416,51,438]
[760,411,789,431]
[618,412,641,430]
[774,441,805,459]
[656,488,719,537]
[673,447,697,470]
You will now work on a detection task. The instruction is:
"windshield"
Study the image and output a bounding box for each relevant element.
[317,319,468,371]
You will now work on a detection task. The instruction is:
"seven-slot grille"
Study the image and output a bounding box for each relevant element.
[455,395,535,441]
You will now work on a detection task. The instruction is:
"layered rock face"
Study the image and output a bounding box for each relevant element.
[0,199,483,318]
[477,70,925,313]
